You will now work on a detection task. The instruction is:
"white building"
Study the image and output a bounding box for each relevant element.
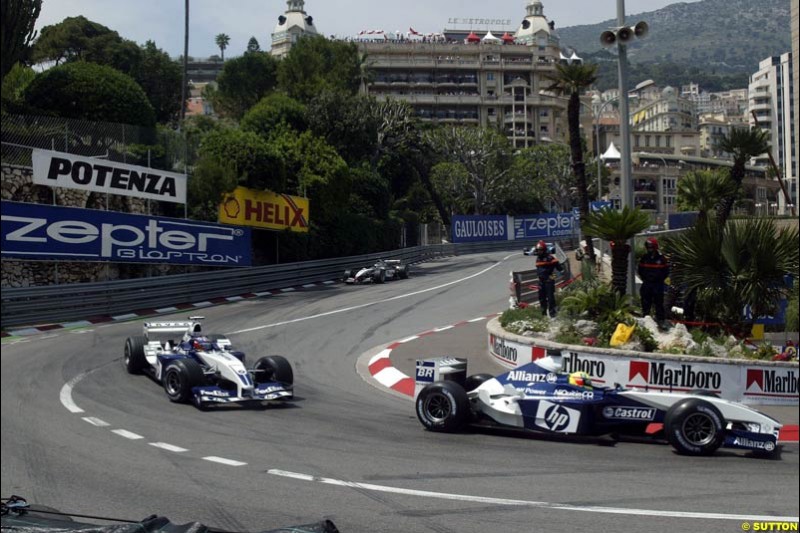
[270,0,320,59]
[749,53,796,213]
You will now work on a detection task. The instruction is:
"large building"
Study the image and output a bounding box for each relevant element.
[793,0,799,209]
[749,53,796,213]
[269,0,576,149]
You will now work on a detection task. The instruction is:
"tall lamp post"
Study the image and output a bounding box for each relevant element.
[592,95,620,200]
[599,2,648,296]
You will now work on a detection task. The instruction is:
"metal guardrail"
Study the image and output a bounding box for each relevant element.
[1,239,554,329]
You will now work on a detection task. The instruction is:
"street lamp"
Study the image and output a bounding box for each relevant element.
[599,2,648,296]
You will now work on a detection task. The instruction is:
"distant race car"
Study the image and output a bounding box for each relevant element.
[343,259,409,284]
[415,355,782,457]
[522,242,555,256]
[123,317,293,409]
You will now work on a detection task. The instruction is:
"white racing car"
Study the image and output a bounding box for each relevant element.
[415,355,783,457]
[343,259,409,284]
[123,317,293,409]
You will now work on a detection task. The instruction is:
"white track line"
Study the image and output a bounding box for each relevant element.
[150,442,188,453]
[267,469,799,522]
[82,417,109,427]
[111,429,144,440]
[203,456,246,466]
[59,375,85,414]
[231,253,516,335]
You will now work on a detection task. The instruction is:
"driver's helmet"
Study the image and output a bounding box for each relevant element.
[535,240,548,254]
[191,336,213,352]
[568,371,593,389]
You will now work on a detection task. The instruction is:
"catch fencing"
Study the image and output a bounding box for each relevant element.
[1,239,551,329]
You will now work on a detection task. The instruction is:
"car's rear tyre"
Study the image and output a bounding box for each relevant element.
[416,381,469,432]
[664,398,725,456]
[343,269,355,280]
[398,265,409,279]
[253,355,293,385]
[124,336,147,374]
[464,373,494,392]
[163,359,204,403]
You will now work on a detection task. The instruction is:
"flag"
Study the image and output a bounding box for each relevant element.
[409,27,420,35]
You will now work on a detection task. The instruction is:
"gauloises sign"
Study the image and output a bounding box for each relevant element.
[218,187,309,233]
[32,149,187,204]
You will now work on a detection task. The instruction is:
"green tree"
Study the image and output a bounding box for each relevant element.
[583,206,651,295]
[32,16,140,72]
[132,40,182,123]
[212,52,278,118]
[277,35,361,103]
[215,33,230,61]
[716,127,770,226]
[241,93,307,140]
[188,157,238,221]
[24,61,155,126]
[544,62,599,261]
[246,36,260,53]
[1,62,35,113]
[306,91,379,164]
[512,144,573,213]
[676,169,736,223]
[198,128,285,191]
[1,0,42,78]
[424,126,515,215]
[666,219,798,333]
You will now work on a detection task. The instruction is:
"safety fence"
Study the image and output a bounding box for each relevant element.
[1,239,552,329]
[508,243,572,308]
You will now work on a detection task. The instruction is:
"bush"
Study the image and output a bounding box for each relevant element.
[786,290,799,333]
[499,307,550,335]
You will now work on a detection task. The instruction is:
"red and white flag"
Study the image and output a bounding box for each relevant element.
[409,27,420,35]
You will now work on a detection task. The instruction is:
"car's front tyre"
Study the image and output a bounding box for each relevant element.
[416,381,469,432]
[163,359,204,403]
[664,398,725,456]
[253,355,293,385]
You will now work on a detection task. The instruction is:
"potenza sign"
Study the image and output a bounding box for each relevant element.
[32,149,187,203]
[1,201,251,266]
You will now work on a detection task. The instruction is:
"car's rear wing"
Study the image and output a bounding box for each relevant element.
[384,259,402,265]
[143,321,195,337]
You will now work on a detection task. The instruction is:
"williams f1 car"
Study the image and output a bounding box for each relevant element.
[124,317,293,409]
[343,259,409,284]
[415,355,782,457]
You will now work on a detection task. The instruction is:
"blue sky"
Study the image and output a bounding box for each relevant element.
[34,0,698,59]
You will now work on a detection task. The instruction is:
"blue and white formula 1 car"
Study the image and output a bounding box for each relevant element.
[415,356,782,457]
[124,317,293,409]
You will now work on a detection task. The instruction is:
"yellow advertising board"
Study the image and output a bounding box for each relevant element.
[218,186,309,233]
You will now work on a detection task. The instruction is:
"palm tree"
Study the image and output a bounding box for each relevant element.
[215,33,230,61]
[583,206,651,295]
[666,219,798,334]
[676,169,737,223]
[715,127,770,226]
[544,62,598,262]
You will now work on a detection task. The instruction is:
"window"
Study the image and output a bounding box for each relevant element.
[487,72,494,81]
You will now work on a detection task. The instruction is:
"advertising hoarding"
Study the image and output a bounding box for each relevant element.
[218,187,309,233]
[1,201,251,267]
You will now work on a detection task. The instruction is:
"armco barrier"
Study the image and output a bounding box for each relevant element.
[1,238,564,329]
[487,318,799,406]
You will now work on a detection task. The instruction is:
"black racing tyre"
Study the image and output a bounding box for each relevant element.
[253,355,294,385]
[343,269,355,280]
[124,335,147,374]
[416,381,469,432]
[464,373,494,392]
[373,269,386,283]
[664,398,725,456]
[689,389,720,398]
[162,359,204,403]
[398,265,409,279]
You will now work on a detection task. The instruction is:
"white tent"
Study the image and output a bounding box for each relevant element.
[482,31,501,42]
[601,142,621,160]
